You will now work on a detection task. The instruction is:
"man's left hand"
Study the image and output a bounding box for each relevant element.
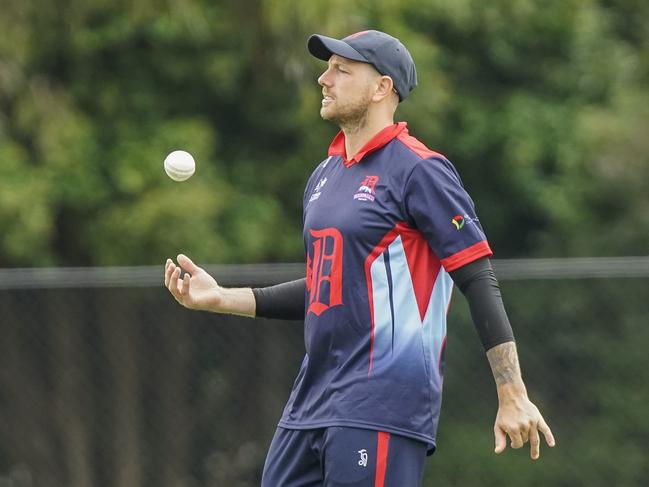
[494,395,555,460]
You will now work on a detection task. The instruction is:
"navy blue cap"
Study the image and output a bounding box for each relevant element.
[308,30,417,102]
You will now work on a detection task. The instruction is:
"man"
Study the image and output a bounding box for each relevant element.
[164,30,555,486]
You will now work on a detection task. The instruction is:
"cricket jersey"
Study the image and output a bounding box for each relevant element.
[278,122,492,451]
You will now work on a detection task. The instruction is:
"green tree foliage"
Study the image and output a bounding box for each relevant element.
[0,0,647,266]
[1,3,648,486]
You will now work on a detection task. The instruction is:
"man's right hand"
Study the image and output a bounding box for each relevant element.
[164,254,223,312]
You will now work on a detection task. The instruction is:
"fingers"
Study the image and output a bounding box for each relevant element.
[180,272,190,296]
[495,421,524,451]
[538,417,556,448]
[164,259,175,288]
[499,419,555,460]
[494,426,507,454]
[509,429,524,450]
[170,266,182,298]
[164,257,196,309]
[529,425,540,460]
[177,253,199,274]
[164,259,183,299]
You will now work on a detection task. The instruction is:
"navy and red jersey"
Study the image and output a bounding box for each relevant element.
[278,122,492,451]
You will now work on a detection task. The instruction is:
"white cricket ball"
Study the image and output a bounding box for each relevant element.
[164,150,196,182]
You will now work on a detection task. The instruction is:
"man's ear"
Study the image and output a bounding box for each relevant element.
[372,75,395,102]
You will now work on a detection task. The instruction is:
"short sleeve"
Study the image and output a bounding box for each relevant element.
[403,157,493,271]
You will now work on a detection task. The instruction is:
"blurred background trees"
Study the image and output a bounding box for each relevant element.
[1,0,647,267]
[1,1,648,486]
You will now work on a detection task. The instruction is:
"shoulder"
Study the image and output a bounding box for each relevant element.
[389,132,461,185]
[395,130,447,162]
[307,156,333,183]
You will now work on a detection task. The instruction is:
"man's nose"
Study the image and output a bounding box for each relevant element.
[318,68,332,87]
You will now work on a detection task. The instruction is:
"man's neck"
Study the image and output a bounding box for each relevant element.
[342,116,394,160]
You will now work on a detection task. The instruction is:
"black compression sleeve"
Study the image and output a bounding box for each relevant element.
[449,257,515,351]
[252,278,306,320]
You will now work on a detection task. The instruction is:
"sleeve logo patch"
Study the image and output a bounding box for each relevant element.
[452,214,480,230]
[451,215,465,230]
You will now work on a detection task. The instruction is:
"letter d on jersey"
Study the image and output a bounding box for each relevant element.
[307,228,344,316]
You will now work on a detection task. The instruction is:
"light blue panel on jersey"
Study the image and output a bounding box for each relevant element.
[369,249,393,371]
[422,270,453,382]
[386,237,423,364]
[369,236,423,374]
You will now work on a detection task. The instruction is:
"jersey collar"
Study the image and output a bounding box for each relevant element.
[328,122,408,167]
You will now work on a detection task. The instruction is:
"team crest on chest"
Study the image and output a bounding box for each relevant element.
[354,175,379,202]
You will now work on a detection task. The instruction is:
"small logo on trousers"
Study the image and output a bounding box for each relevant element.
[357,449,368,467]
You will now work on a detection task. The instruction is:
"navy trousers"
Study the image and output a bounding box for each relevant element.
[261,426,427,487]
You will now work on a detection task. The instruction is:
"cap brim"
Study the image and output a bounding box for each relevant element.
[307,34,368,63]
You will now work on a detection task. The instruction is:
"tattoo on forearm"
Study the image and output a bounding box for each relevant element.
[486,342,521,386]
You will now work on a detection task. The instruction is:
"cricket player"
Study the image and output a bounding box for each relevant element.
[164,30,555,487]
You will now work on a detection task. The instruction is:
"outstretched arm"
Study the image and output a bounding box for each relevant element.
[164,255,306,319]
[450,257,555,459]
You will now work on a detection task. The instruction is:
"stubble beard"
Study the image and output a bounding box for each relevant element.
[320,92,372,134]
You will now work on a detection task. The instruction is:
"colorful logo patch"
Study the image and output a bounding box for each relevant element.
[354,175,379,202]
[451,215,465,230]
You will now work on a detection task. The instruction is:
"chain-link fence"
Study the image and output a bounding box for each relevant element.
[0,259,648,487]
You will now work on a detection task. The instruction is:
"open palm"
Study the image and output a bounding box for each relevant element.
[164,254,223,311]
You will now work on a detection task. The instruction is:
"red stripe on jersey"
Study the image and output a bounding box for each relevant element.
[375,432,390,487]
[399,226,441,322]
[441,240,493,272]
[396,131,445,160]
